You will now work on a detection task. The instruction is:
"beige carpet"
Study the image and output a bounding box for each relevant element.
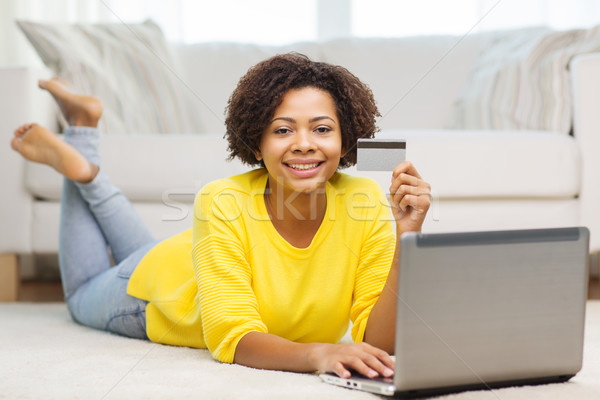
[1,301,599,399]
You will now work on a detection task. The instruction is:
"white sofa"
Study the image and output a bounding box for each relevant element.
[2,32,600,301]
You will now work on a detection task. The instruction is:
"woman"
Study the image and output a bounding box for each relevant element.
[11,53,431,380]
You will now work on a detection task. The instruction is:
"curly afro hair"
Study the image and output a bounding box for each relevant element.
[224,53,380,169]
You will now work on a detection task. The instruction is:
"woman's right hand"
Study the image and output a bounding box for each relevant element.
[309,342,395,379]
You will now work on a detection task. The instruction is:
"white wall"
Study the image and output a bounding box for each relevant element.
[0,0,114,66]
[2,0,600,67]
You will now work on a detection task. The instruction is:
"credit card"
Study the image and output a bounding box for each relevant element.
[357,139,406,171]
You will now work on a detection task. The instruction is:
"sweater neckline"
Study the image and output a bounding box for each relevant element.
[254,172,335,256]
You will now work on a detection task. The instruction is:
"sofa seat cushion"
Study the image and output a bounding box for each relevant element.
[30,198,580,254]
[25,130,579,202]
[31,201,193,253]
[346,129,580,199]
[25,133,249,202]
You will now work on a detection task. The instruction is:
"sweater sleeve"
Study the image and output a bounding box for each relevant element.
[192,184,268,363]
[350,185,396,343]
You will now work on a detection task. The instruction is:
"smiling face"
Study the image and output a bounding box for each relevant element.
[259,87,344,195]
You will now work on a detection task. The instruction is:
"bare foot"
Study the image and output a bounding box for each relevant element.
[11,123,98,183]
[38,78,103,127]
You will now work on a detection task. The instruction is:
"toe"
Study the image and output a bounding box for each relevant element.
[10,136,21,152]
[53,76,71,86]
[48,77,72,91]
[15,123,34,136]
[14,124,27,136]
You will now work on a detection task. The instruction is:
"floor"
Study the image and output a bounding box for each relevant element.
[17,278,600,302]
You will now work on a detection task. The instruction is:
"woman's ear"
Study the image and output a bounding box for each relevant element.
[255,151,263,161]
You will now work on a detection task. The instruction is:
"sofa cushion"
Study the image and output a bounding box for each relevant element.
[450,25,600,134]
[17,19,201,135]
[25,130,579,202]
[345,129,580,199]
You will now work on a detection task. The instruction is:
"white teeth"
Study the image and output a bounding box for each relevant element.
[287,163,319,170]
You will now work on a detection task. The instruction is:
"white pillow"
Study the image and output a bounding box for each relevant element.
[18,19,202,134]
[449,25,600,134]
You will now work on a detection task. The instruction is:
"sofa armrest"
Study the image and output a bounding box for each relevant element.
[0,67,56,254]
[571,53,600,253]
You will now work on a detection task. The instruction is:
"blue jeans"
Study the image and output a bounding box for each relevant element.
[59,127,157,339]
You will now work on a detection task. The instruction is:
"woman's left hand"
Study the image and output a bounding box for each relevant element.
[389,161,431,234]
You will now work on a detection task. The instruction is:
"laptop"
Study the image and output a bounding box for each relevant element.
[320,227,589,397]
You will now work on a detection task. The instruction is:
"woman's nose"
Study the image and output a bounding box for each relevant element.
[291,130,315,152]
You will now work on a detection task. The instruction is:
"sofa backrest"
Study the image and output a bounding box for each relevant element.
[318,36,481,131]
[172,34,484,134]
[172,41,322,135]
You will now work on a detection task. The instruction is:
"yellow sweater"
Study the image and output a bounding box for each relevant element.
[128,169,395,363]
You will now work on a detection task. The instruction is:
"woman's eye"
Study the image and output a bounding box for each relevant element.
[315,126,331,133]
[275,128,290,134]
